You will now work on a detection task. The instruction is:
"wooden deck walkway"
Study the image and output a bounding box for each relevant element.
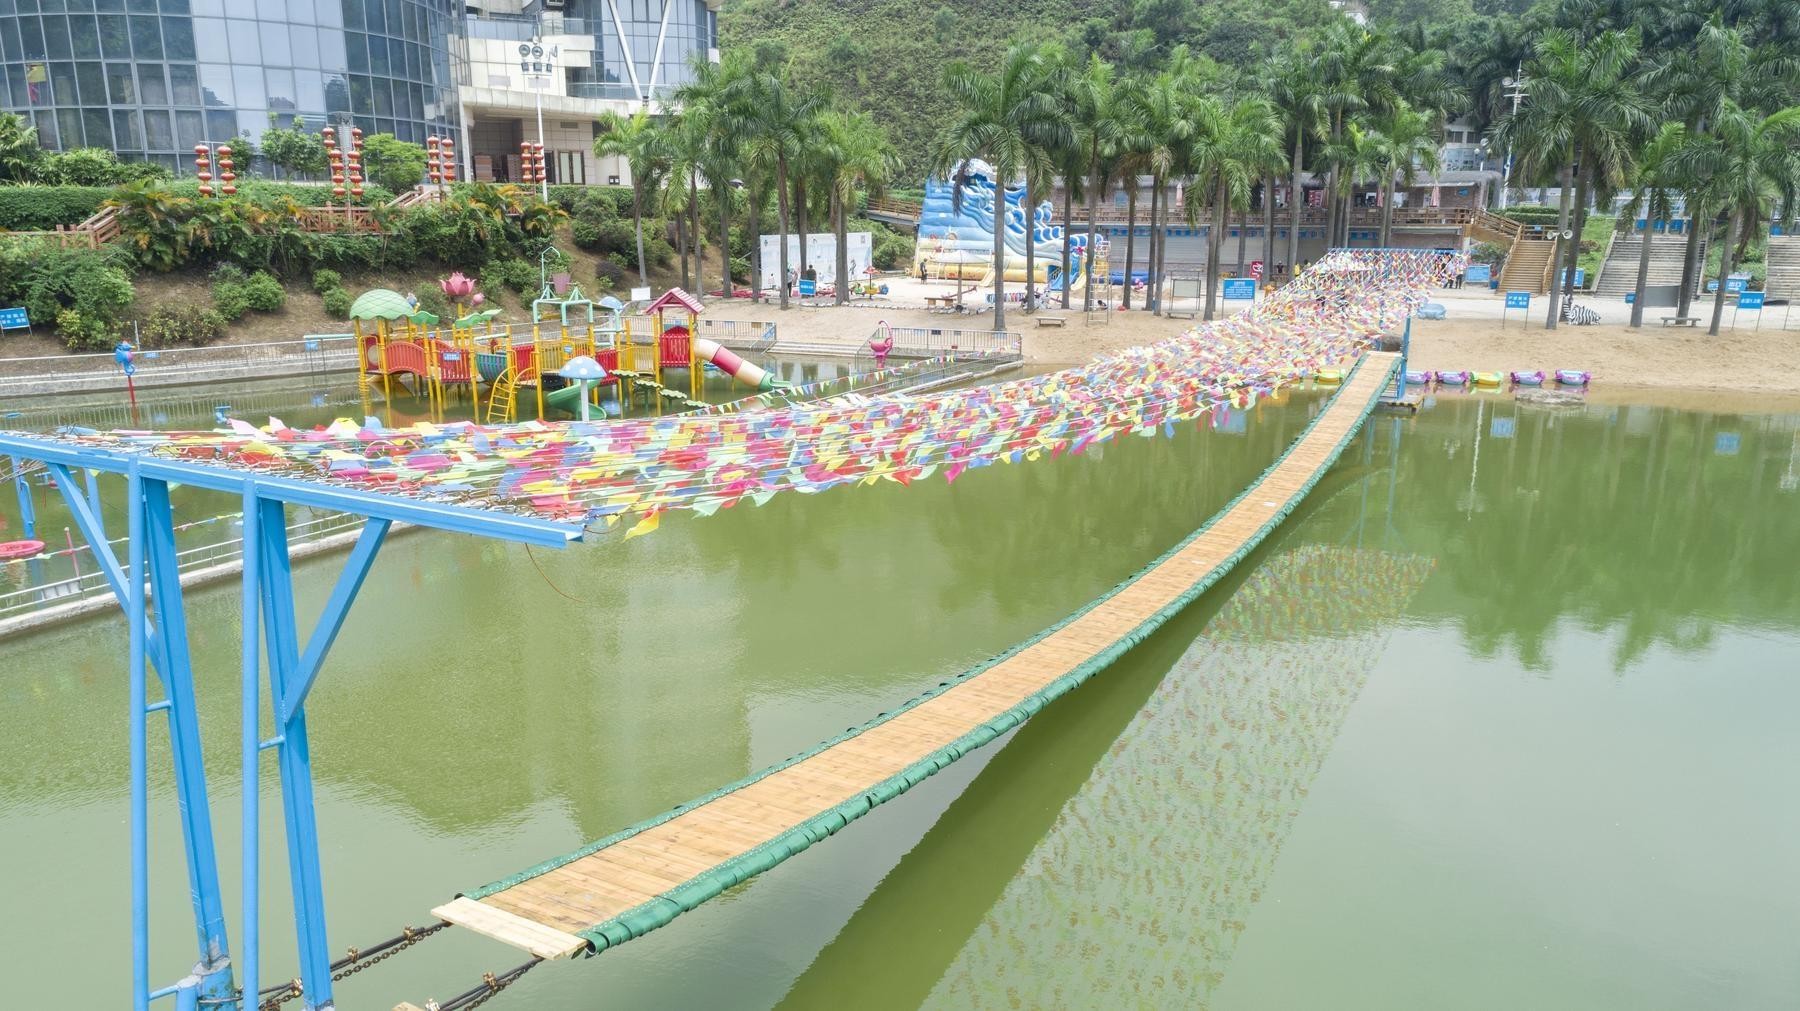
[434,352,1401,961]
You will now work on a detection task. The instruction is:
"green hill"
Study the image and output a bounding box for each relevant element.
[719,0,1337,181]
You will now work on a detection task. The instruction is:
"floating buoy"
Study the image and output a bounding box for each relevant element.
[0,539,46,560]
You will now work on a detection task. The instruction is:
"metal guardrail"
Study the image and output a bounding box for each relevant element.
[0,511,366,625]
[0,334,359,397]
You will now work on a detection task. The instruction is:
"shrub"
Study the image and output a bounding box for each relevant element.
[56,308,116,351]
[242,270,286,312]
[31,148,169,186]
[311,268,343,294]
[360,133,427,193]
[0,185,111,229]
[6,245,136,335]
[211,263,250,319]
[321,287,352,318]
[414,285,450,320]
[141,303,228,347]
[595,258,628,291]
[481,257,538,295]
[571,216,604,251]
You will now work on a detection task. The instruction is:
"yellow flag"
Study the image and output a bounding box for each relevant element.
[623,512,660,540]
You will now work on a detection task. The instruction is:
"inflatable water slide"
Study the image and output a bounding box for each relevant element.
[914,160,1094,291]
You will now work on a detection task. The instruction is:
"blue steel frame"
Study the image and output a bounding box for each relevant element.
[0,433,580,1010]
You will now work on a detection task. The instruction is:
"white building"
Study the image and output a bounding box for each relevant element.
[459,0,720,185]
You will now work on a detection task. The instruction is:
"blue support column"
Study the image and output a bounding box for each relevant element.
[127,463,150,1011]
[86,467,105,540]
[240,487,262,1011]
[257,498,336,1011]
[141,478,235,1002]
[10,457,35,539]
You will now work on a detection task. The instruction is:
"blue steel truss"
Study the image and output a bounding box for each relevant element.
[0,433,581,1011]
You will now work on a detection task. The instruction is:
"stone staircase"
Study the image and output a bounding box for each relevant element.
[1499,238,1558,295]
[1594,233,1701,297]
[1765,235,1800,301]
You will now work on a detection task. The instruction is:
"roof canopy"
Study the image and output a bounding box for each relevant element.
[349,289,414,321]
[646,287,703,316]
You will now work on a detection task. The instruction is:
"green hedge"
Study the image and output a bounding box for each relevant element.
[0,185,111,230]
[157,178,397,206]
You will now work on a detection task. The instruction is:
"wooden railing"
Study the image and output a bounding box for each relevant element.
[1052,203,1477,230]
[865,196,923,221]
[296,206,383,232]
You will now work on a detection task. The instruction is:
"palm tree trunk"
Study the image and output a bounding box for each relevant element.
[1024,179,1038,313]
[1235,191,1248,277]
[1545,158,1574,330]
[1629,209,1655,328]
[718,180,733,300]
[1707,208,1738,336]
[689,171,701,294]
[1059,181,1072,309]
[991,181,1007,332]
[1260,175,1273,280]
[1083,165,1100,313]
[1147,178,1162,316]
[1157,182,1172,312]
[632,186,648,285]
[1380,170,1395,248]
[1557,158,1591,327]
[1288,135,1304,279]
[747,187,763,303]
[1206,180,1225,322]
[794,176,809,285]
[833,190,849,307]
[1123,183,1138,310]
[776,157,791,310]
[1676,207,1703,317]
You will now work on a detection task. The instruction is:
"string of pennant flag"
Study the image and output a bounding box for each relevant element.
[31,250,1463,542]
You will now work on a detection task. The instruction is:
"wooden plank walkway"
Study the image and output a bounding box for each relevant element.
[436,352,1401,960]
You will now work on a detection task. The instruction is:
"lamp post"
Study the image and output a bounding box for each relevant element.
[1498,64,1528,210]
[519,36,558,200]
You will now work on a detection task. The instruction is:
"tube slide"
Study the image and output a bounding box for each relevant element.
[694,337,777,390]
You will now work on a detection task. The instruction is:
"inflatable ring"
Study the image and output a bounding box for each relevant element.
[0,539,46,561]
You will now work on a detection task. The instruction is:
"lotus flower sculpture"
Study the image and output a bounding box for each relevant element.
[439,272,475,299]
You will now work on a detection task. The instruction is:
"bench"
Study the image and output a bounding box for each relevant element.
[1660,316,1701,327]
[1035,315,1068,328]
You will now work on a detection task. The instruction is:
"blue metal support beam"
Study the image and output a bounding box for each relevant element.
[141,478,235,1002]
[10,456,35,539]
[240,485,263,1011]
[44,462,134,611]
[257,497,336,1011]
[127,462,150,1011]
[279,518,391,721]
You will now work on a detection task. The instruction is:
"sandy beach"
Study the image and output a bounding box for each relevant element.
[721,278,1800,399]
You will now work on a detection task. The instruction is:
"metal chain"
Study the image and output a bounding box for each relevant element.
[254,921,451,1010]
[434,958,543,1011]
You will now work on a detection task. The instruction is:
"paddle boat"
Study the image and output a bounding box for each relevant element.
[1404,369,1433,385]
[1555,369,1591,387]
[1510,370,1546,387]
[1435,370,1470,387]
[1472,371,1506,389]
[1314,369,1345,385]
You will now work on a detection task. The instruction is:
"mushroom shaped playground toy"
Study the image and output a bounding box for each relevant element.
[558,355,609,421]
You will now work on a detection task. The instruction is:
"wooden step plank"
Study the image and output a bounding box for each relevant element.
[432,897,588,959]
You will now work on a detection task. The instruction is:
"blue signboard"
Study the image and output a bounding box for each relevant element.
[1624,292,1636,304]
[1706,276,1750,293]
[1504,291,1531,309]
[0,306,28,330]
[798,279,817,297]
[1737,290,1766,310]
[1465,264,1492,284]
[1222,278,1257,301]
[1562,268,1586,288]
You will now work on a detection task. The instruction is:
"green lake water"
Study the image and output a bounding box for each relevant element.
[1,388,1797,1009]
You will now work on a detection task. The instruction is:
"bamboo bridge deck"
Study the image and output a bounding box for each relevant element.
[434,352,1402,961]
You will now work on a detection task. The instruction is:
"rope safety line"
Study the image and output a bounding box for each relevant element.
[254,921,450,1010]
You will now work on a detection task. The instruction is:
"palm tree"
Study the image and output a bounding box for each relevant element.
[818,110,898,306]
[932,43,1063,331]
[593,109,667,286]
[1494,28,1651,329]
[1129,57,1200,316]
[739,65,827,310]
[1624,123,1686,328]
[674,52,754,299]
[0,112,42,182]
[1196,95,1281,321]
[1368,103,1440,248]
[1267,52,1328,279]
[1674,102,1800,335]
[1313,23,1397,248]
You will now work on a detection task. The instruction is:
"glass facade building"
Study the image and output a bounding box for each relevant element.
[0,0,463,174]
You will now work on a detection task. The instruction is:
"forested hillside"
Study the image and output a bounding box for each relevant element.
[720,0,1337,180]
